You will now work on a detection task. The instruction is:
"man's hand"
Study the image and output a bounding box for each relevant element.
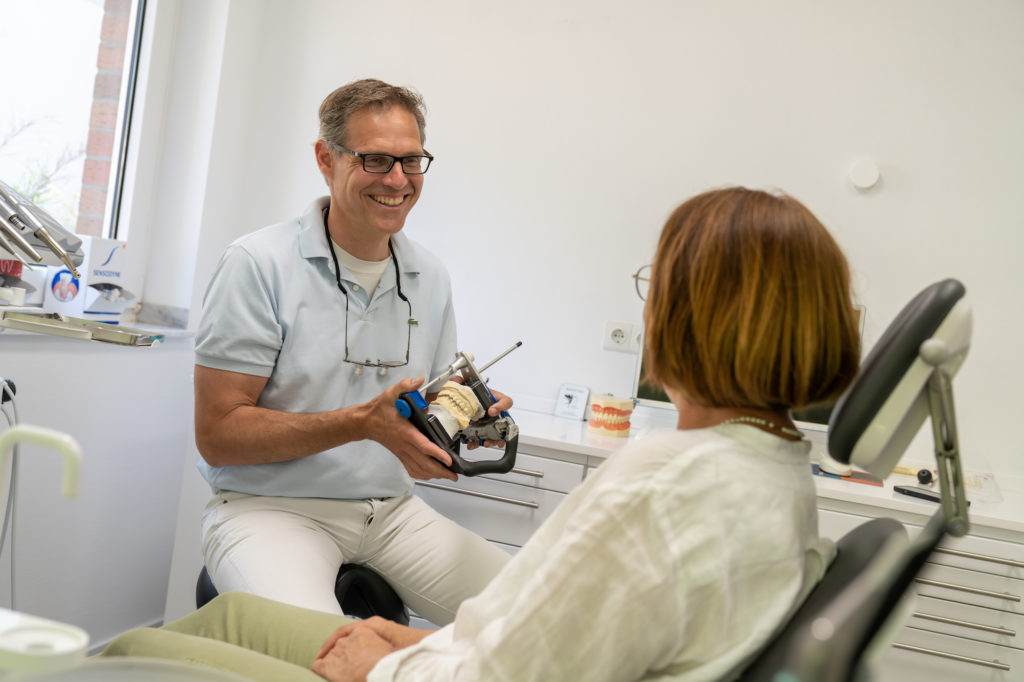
[359,377,457,482]
[312,617,433,682]
[466,386,514,450]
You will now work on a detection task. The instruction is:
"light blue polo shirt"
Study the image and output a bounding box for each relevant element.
[194,196,457,499]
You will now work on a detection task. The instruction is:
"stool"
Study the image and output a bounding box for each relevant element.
[195,564,410,626]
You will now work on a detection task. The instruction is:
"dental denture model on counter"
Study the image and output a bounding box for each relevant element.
[587,394,635,438]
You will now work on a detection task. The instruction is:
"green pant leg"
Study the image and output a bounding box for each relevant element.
[162,592,354,667]
[101,592,355,682]
[101,628,322,682]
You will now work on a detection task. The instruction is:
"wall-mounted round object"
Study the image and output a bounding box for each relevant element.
[849,159,881,189]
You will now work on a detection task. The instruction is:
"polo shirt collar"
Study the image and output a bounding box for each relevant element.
[297,196,421,276]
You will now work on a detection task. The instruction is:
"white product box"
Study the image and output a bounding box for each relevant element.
[42,237,135,323]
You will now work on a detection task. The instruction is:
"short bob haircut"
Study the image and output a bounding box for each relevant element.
[318,78,427,148]
[644,187,860,411]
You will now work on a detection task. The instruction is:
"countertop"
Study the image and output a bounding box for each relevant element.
[513,407,1024,539]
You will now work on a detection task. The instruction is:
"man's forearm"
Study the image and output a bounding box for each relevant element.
[196,403,370,467]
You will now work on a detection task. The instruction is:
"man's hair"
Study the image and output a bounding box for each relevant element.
[318,78,427,147]
[643,187,861,410]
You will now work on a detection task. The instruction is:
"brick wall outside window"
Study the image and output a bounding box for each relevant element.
[76,0,132,236]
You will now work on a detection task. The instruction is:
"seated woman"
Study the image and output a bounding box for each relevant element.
[103,187,861,682]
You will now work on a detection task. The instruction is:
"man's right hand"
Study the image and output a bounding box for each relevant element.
[358,377,458,482]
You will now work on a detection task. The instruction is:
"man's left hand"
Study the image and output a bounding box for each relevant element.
[467,386,514,450]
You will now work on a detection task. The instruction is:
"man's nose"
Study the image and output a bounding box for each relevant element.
[381,162,409,187]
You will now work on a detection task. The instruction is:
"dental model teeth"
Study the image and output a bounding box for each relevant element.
[588,394,635,438]
[428,381,485,438]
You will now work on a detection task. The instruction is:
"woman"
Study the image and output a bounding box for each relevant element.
[103,187,861,681]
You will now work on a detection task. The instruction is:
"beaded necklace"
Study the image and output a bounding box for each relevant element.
[719,415,804,440]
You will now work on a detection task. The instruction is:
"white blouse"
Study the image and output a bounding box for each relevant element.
[370,425,833,681]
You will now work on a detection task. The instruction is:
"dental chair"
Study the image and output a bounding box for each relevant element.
[737,278,972,682]
[196,563,410,626]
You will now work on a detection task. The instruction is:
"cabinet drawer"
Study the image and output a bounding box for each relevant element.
[477,451,584,494]
[929,532,1024,579]
[909,594,1021,648]
[915,562,1023,614]
[414,477,566,547]
[818,508,876,541]
[878,626,1017,680]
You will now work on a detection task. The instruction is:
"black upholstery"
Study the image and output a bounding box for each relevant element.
[195,565,218,609]
[195,564,410,626]
[335,564,410,626]
[736,517,908,681]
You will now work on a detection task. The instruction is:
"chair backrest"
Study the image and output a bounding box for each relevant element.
[738,279,973,682]
[736,517,908,681]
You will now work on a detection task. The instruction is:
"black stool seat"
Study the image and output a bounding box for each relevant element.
[196,564,409,626]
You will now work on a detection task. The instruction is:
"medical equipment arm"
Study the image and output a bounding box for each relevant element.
[0,180,83,277]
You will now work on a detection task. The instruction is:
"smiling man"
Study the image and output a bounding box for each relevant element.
[191,79,512,622]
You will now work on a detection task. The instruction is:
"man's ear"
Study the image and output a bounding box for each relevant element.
[314,139,333,178]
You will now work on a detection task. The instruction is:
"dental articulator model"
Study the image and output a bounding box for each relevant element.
[396,341,522,476]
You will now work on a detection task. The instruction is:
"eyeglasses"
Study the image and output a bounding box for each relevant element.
[324,215,417,376]
[332,143,434,175]
[632,264,651,301]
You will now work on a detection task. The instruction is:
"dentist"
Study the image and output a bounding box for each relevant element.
[192,79,511,623]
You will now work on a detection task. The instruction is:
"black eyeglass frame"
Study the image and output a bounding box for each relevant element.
[324,215,415,374]
[633,264,651,301]
[331,143,434,175]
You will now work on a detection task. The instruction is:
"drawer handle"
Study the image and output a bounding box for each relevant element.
[510,467,545,478]
[891,642,1010,671]
[416,481,540,509]
[912,611,1016,637]
[933,546,1024,569]
[914,577,1021,602]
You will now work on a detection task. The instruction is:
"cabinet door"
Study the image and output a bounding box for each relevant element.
[414,477,567,547]
[477,451,584,493]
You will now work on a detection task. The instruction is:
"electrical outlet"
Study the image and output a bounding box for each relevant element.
[629,327,642,353]
[603,320,635,353]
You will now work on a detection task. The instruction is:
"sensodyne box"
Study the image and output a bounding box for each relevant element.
[42,236,134,323]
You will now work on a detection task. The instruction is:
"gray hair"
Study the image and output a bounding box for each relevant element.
[318,78,427,147]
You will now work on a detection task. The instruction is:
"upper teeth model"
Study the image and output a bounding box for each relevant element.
[428,381,485,438]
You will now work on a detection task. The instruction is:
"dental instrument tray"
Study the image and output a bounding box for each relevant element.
[0,310,164,347]
[396,342,521,476]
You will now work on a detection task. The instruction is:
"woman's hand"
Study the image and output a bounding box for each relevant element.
[311,625,392,682]
[312,617,434,681]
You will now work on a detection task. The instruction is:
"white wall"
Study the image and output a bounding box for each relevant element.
[0,333,192,647]
[165,0,1023,481]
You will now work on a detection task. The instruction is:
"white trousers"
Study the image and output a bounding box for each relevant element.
[200,491,511,625]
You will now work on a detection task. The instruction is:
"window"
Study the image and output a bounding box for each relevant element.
[0,0,145,239]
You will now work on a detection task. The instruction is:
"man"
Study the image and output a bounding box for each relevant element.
[193,79,512,624]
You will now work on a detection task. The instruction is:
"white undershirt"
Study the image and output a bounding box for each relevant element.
[330,241,390,295]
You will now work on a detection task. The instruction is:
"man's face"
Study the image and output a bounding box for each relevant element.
[316,106,425,246]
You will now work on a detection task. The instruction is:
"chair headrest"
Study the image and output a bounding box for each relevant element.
[827,279,971,478]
